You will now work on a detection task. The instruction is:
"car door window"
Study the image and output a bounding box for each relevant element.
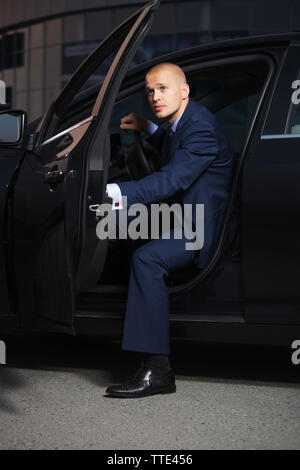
[288,106,300,134]
[37,6,150,146]
[188,57,270,154]
[109,89,155,149]
[214,93,260,154]
[261,46,299,137]
[44,48,120,141]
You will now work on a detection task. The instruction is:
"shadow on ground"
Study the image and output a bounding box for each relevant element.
[1,333,299,389]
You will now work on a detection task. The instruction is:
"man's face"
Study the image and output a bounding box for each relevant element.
[145,68,189,123]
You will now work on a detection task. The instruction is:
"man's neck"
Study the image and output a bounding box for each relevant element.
[169,97,189,124]
[169,98,189,132]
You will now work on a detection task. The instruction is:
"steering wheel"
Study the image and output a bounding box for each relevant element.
[134,131,155,176]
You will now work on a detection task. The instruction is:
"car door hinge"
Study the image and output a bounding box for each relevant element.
[23,133,36,151]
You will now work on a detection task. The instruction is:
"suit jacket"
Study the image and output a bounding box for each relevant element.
[118,98,233,269]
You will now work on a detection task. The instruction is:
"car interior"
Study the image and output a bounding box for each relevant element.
[99,57,271,287]
[54,55,271,291]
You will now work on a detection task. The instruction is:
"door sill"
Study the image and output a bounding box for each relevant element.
[80,284,128,294]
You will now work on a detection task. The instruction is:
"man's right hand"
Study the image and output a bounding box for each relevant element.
[120,113,148,132]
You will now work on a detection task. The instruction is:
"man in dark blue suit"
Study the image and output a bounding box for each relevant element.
[105,63,233,398]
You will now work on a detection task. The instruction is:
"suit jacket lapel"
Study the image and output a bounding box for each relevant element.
[175,98,197,133]
[162,99,198,165]
[167,131,180,162]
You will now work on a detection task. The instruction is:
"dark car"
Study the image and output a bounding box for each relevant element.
[0,0,300,346]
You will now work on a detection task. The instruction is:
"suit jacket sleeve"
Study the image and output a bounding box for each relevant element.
[118,123,218,206]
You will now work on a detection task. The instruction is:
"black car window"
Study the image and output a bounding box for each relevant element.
[187,58,270,154]
[53,50,118,137]
[41,8,144,143]
[56,86,99,134]
[109,88,156,150]
[214,93,259,154]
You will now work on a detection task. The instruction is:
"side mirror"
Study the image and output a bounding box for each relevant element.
[0,109,27,146]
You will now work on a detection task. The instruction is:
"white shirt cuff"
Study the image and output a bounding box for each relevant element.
[146,120,158,135]
[106,183,124,210]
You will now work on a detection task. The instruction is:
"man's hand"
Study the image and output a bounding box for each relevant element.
[120,113,148,132]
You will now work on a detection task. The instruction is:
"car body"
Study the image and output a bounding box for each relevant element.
[0,0,300,346]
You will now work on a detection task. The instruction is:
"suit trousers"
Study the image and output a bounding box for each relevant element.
[101,209,197,354]
[120,219,197,355]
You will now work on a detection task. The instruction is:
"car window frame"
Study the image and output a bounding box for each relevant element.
[261,45,300,138]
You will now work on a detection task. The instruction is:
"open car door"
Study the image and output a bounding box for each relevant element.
[12,1,159,331]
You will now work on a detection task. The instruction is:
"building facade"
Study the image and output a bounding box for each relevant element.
[0,0,298,121]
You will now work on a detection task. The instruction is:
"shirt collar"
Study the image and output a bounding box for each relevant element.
[170,111,184,134]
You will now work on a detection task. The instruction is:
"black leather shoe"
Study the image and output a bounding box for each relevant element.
[105,366,176,398]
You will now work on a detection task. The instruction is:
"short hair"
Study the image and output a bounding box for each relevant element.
[146,62,187,84]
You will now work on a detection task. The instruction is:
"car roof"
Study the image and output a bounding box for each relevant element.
[168,31,299,53]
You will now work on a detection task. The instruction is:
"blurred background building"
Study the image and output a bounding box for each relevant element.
[0,0,298,121]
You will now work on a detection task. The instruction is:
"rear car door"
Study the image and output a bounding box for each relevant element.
[241,44,300,324]
[11,0,159,332]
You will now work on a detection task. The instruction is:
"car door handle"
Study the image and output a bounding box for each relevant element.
[44,169,65,184]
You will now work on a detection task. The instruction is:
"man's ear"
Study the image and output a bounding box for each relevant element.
[182,83,190,99]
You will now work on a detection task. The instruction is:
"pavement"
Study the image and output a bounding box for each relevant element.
[0,334,299,450]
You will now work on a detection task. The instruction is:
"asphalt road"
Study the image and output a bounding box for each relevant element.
[0,334,299,450]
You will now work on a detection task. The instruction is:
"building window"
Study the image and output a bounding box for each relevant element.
[0,33,24,70]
